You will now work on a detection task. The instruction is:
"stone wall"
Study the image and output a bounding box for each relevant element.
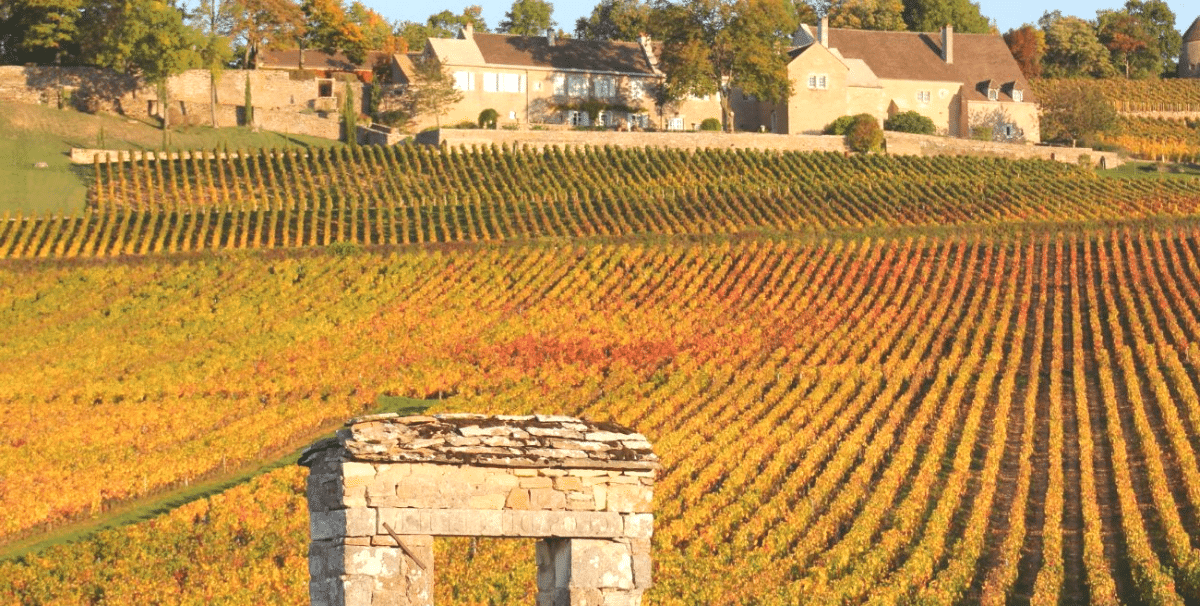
[425,128,851,152]
[301,413,658,606]
[885,132,1124,167]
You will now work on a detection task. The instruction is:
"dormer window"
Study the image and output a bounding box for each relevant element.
[1012,89,1023,102]
[988,87,999,101]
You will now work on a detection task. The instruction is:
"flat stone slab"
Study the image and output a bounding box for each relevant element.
[301,414,659,472]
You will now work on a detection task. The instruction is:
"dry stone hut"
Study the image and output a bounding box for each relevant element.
[300,413,659,606]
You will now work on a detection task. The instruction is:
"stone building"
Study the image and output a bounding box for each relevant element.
[734,18,1039,141]
[300,413,658,606]
[405,24,721,131]
[1179,17,1200,78]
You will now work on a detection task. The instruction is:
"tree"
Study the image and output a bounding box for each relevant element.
[228,0,304,67]
[397,6,489,53]
[901,0,990,33]
[575,0,651,41]
[1097,9,1154,78]
[655,0,797,132]
[342,82,357,144]
[814,0,905,31]
[845,113,883,152]
[401,56,463,128]
[347,2,398,52]
[1003,24,1043,79]
[1123,0,1181,76]
[79,0,202,129]
[498,0,555,36]
[1039,11,1116,78]
[300,0,366,65]
[884,110,935,134]
[189,0,235,127]
[1039,81,1117,146]
[0,0,83,65]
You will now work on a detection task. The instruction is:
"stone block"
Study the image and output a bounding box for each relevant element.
[540,468,568,477]
[366,493,403,508]
[342,461,377,481]
[378,508,432,535]
[555,476,584,491]
[623,514,653,539]
[468,492,507,510]
[628,539,651,556]
[531,488,567,510]
[606,486,653,513]
[566,495,597,511]
[343,574,374,606]
[514,468,539,477]
[521,476,554,489]
[344,536,371,546]
[310,509,346,541]
[568,469,610,478]
[395,477,441,506]
[631,554,652,588]
[409,464,446,477]
[307,475,342,512]
[592,486,608,510]
[375,463,412,484]
[603,589,644,606]
[448,465,493,485]
[482,473,521,489]
[568,540,633,590]
[344,545,401,577]
[346,507,376,537]
[308,539,341,579]
[567,588,605,606]
[507,488,532,510]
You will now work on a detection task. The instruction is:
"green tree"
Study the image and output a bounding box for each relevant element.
[300,0,366,65]
[884,110,935,133]
[342,82,357,144]
[1039,80,1117,146]
[498,0,556,35]
[397,6,489,52]
[575,0,651,41]
[0,0,83,64]
[401,56,464,128]
[1003,24,1044,79]
[845,113,883,152]
[190,0,235,127]
[901,0,990,33]
[1124,0,1180,76]
[1097,9,1154,78]
[655,0,797,132]
[80,0,202,129]
[1039,11,1116,78]
[814,0,905,31]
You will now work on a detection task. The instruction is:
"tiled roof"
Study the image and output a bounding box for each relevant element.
[428,37,486,66]
[822,28,1035,103]
[1185,17,1200,43]
[468,33,656,75]
[300,413,660,471]
[256,49,391,71]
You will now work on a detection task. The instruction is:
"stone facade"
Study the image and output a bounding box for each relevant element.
[300,413,659,606]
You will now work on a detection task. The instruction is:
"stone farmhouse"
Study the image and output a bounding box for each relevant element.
[733,19,1039,141]
[1179,17,1200,78]
[405,25,722,131]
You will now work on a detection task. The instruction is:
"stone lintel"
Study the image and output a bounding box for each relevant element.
[376,508,626,538]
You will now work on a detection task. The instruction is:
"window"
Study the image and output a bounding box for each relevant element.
[553,75,565,96]
[500,73,524,93]
[597,110,612,126]
[453,71,475,91]
[629,79,646,99]
[917,90,931,103]
[668,117,684,131]
[509,111,517,120]
[567,110,590,126]
[318,80,333,98]
[629,113,650,129]
[1003,124,1016,138]
[568,75,588,97]
[594,76,615,99]
[987,88,999,101]
[1012,89,1023,102]
[807,74,828,90]
[483,72,498,93]
[534,80,542,91]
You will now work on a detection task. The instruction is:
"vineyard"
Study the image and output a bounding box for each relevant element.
[6,217,1200,602]
[1032,78,1200,113]
[8,146,1200,258]
[1101,116,1200,163]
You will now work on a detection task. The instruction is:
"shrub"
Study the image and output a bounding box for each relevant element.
[478,108,499,129]
[452,120,479,129]
[824,115,858,135]
[845,114,884,153]
[700,118,722,131]
[884,111,935,134]
[971,125,993,141]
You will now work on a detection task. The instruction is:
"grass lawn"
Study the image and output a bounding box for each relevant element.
[1098,159,1200,180]
[0,100,343,214]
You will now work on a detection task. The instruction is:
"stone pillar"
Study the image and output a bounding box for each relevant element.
[536,538,648,606]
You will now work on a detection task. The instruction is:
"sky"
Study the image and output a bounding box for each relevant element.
[372,0,1200,36]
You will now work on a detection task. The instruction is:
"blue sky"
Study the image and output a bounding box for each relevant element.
[374,0,1199,36]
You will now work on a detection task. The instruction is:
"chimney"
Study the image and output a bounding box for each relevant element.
[461,22,474,40]
[818,16,829,47]
[547,29,556,46]
[639,33,662,74]
[941,24,953,64]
